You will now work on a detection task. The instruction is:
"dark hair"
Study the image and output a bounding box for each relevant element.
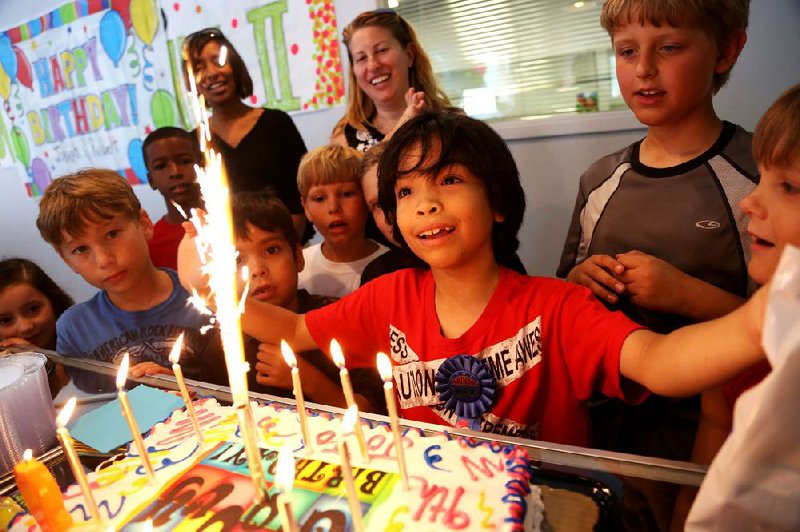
[232,189,299,253]
[361,142,387,178]
[753,83,800,170]
[142,127,200,171]
[0,258,74,319]
[377,113,525,265]
[182,28,254,101]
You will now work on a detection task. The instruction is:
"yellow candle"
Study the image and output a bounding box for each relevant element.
[116,353,157,483]
[168,333,204,445]
[274,445,299,532]
[281,341,313,454]
[338,406,365,532]
[13,449,72,531]
[56,397,102,525]
[330,340,368,461]
[376,352,409,490]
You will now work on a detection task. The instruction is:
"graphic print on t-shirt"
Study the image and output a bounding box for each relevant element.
[389,317,543,437]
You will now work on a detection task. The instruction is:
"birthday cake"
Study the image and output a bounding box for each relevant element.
[10,397,543,531]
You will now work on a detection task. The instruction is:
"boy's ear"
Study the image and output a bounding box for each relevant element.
[146,171,156,190]
[405,43,415,68]
[294,243,305,273]
[301,197,313,221]
[137,209,155,241]
[715,30,747,75]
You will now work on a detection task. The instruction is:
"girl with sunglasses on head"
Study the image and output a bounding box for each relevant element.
[182,29,308,239]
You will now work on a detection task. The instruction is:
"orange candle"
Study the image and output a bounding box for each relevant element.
[13,449,72,532]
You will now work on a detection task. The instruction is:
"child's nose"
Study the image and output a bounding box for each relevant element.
[636,50,657,78]
[95,247,116,268]
[17,316,35,335]
[740,187,764,218]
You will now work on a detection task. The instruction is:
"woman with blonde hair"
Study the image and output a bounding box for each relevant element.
[332,9,453,151]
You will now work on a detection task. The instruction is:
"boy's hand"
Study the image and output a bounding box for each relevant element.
[616,250,687,312]
[177,214,211,301]
[254,342,292,390]
[566,254,625,303]
[130,361,174,378]
[0,337,37,350]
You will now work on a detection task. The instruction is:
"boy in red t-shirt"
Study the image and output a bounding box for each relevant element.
[144,127,203,270]
[179,113,768,447]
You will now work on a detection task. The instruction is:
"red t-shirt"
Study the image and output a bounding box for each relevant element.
[148,217,185,271]
[306,268,646,446]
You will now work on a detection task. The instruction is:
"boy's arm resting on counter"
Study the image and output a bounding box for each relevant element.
[619,283,767,397]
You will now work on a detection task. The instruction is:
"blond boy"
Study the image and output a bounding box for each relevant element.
[297,144,388,298]
[36,169,217,385]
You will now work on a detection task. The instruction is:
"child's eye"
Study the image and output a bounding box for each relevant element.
[311,195,325,203]
[106,229,120,239]
[396,187,412,199]
[71,245,89,256]
[265,245,281,255]
[616,47,635,58]
[0,315,13,327]
[355,54,367,63]
[661,44,681,53]
[23,303,43,317]
[441,175,462,186]
[780,181,800,195]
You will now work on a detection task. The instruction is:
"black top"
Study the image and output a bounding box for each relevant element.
[201,108,307,213]
[343,122,385,152]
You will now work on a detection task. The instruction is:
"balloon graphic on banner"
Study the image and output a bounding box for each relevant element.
[128,138,148,182]
[110,0,133,30]
[10,127,30,168]
[131,0,159,46]
[100,10,126,66]
[30,158,52,192]
[150,90,177,128]
[0,64,10,100]
[0,35,17,85]
[13,46,32,90]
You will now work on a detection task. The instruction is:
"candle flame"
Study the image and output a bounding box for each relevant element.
[57,396,77,427]
[275,445,295,492]
[281,340,297,368]
[218,45,228,67]
[168,333,186,364]
[341,404,358,435]
[116,352,129,390]
[330,339,345,369]
[376,352,392,382]
[23,448,32,461]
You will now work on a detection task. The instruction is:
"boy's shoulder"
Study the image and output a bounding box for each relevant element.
[581,142,638,186]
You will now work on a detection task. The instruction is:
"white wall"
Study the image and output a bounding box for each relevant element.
[1,0,798,302]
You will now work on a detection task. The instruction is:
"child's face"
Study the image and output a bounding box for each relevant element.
[303,182,370,245]
[394,145,502,271]
[612,22,724,128]
[741,156,800,285]
[361,164,399,246]
[236,223,303,311]
[58,210,155,297]
[145,137,200,208]
[0,283,56,349]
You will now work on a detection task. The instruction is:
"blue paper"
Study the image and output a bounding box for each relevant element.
[68,385,184,453]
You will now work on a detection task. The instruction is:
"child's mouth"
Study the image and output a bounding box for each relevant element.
[753,236,775,247]
[250,285,275,300]
[417,226,454,239]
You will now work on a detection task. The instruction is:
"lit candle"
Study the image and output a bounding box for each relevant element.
[330,340,368,461]
[376,352,409,490]
[116,353,157,483]
[13,448,73,531]
[274,445,299,532]
[281,340,313,454]
[338,406,365,532]
[55,397,102,525]
[168,333,204,445]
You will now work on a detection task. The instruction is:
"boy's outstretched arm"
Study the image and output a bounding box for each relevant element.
[620,284,767,397]
[241,298,318,353]
[617,250,746,320]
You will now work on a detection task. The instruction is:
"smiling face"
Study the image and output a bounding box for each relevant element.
[145,136,201,210]
[303,181,370,245]
[740,156,800,285]
[236,223,302,311]
[0,283,57,349]
[394,145,501,272]
[58,211,155,300]
[193,40,237,107]
[612,22,727,129]
[349,25,414,109]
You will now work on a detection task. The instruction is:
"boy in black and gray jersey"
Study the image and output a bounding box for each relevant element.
[557,0,757,528]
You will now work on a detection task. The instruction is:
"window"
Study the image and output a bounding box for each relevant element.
[394,0,626,122]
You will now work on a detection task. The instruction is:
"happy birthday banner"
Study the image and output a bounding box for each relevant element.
[0,0,344,198]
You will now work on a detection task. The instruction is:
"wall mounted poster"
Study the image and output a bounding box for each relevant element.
[0,0,343,198]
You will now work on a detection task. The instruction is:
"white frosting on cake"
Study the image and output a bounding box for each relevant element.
[11,397,543,530]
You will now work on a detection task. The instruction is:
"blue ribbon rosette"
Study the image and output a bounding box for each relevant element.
[435,355,497,431]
